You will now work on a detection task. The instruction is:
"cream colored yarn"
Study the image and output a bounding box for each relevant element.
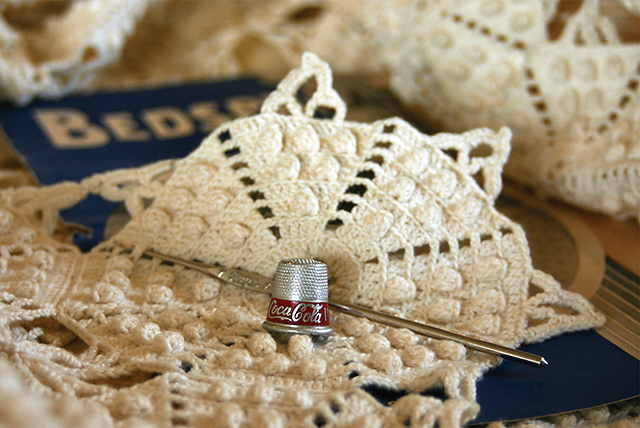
[487,400,640,428]
[0,0,635,219]
[0,54,604,428]
[0,0,148,105]
[368,0,640,220]
[0,0,381,103]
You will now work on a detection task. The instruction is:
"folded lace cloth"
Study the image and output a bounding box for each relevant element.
[0,54,604,428]
[367,0,640,220]
[1,0,638,221]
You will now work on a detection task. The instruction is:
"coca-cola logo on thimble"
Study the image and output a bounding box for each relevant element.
[263,258,333,341]
[267,299,328,326]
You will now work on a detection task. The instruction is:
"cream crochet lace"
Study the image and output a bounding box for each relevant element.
[1,0,637,221]
[0,53,604,428]
[371,0,640,220]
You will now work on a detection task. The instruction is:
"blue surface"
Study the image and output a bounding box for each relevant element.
[474,330,639,423]
[0,79,273,250]
[361,330,639,423]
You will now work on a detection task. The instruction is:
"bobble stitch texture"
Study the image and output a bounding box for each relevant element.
[208,380,238,402]
[247,408,285,428]
[93,282,125,304]
[0,52,607,428]
[366,350,403,374]
[341,318,374,338]
[183,320,209,341]
[247,332,277,357]
[433,341,467,361]
[282,388,313,409]
[145,284,173,304]
[214,403,244,428]
[220,223,251,249]
[386,329,418,349]
[147,270,175,287]
[356,333,391,354]
[191,277,220,302]
[222,349,252,369]
[287,334,313,360]
[402,345,436,369]
[140,208,171,231]
[428,298,461,323]
[182,215,207,238]
[109,314,139,335]
[136,323,161,343]
[152,331,185,354]
[259,353,290,375]
[246,382,277,404]
[383,277,416,303]
[299,356,327,379]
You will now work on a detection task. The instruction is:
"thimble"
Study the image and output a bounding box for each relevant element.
[263,258,333,341]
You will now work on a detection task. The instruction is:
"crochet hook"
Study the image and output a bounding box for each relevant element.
[121,244,547,367]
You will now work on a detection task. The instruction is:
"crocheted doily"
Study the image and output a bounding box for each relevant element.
[368,0,640,220]
[0,54,604,428]
[0,0,636,220]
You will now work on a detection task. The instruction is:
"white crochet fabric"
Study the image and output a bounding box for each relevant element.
[368,0,640,220]
[0,0,636,219]
[0,0,382,102]
[0,0,148,104]
[0,54,604,428]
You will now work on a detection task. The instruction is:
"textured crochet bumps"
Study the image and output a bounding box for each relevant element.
[369,0,640,219]
[0,54,603,428]
[0,0,637,219]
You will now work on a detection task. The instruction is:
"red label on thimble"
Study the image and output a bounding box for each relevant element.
[266,298,330,327]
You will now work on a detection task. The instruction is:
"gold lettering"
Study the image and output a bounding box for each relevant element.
[141,107,195,140]
[33,109,110,149]
[188,102,231,133]
[102,112,150,142]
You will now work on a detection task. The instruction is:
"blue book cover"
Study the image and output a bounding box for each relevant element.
[0,78,274,251]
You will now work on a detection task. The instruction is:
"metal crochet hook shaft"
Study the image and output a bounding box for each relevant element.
[327,301,547,366]
[125,245,547,367]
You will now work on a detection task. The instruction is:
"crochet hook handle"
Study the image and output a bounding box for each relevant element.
[121,244,547,366]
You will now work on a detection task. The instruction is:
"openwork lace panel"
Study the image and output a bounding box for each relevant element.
[0,54,603,428]
[370,0,639,219]
[0,0,637,219]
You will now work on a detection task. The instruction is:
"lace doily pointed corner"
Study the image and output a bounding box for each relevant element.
[261,52,347,123]
[523,269,606,344]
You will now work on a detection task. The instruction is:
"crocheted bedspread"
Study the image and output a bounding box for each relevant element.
[0,54,605,428]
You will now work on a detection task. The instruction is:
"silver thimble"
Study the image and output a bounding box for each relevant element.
[263,258,333,341]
